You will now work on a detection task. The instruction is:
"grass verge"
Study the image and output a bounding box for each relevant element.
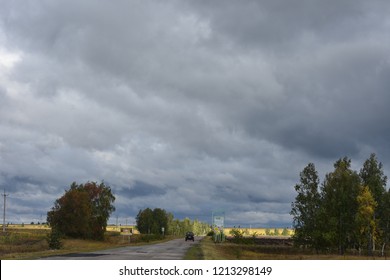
[183,243,203,260]
[1,229,179,260]
[185,237,389,260]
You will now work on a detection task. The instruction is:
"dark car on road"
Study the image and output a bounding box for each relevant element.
[185,231,195,241]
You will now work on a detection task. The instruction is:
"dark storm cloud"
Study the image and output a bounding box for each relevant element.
[117,181,167,198]
[1,0,390,226]
[184,0,389,48]
[182,0,390,159]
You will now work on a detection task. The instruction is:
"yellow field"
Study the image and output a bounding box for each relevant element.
[5,224,50,230]
[106,225,140,234]
[4,224,140,234]
[223,228,294,236]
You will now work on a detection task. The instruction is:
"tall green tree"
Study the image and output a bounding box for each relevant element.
[47,181,115,240]
[360,154,387,204]
[321,157,361,254]
[166,212,175,235]
[136,208,154,234]
[84,181,116,239]
[359,153,388,250]
[152,208,169,234]
[380,190,390,255]
[136,208,170,234]
[291,163,322,250]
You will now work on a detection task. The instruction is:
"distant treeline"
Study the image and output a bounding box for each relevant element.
[136,208,210,236]
[291,154,390,255]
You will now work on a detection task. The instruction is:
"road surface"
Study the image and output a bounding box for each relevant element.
[43,237,202,260]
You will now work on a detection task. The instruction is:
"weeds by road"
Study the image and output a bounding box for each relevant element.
[3,228,388,260]
[184,236,389,260]
[0,228,179,260]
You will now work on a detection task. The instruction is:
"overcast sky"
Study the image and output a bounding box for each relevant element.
[1,0,389,227]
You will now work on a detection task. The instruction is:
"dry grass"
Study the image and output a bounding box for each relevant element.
[0,227,178,260]
[193,237,388,260]
[0,228,50,258]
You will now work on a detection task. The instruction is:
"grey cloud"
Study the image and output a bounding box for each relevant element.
[1,0,390,226]
[117,181,167,198]
[184,0,389,50]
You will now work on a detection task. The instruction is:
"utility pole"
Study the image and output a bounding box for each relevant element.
[2,188,8,232]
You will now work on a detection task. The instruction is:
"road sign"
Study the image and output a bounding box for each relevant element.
[212,211,225,229]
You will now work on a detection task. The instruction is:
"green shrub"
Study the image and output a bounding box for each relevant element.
[230,229,244,240]
[229,229,251,244]
[46,230,63,250]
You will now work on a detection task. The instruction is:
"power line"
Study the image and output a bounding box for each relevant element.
[2,188,9,232]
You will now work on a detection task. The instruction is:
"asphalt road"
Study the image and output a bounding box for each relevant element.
[43,237,203,260]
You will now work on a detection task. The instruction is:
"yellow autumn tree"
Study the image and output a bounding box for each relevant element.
[355,186,377,255]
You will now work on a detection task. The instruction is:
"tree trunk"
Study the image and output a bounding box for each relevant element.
[382,243,386,257]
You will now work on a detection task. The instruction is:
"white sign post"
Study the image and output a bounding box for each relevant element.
[212,211,225,229]
[212,211,225,242]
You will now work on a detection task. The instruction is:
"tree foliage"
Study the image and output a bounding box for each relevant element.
[290,163,321,249]
[136,208,210,236]
[360,153,388,251]
[321,157,361,254]
[136,208,154,234]
[136,208,169,234]
[355,186,377,254]
[46,229,63,249]
[360,154,387,204]
[291,154,389,255]
[380,190,390,255]
[47,181,115,240]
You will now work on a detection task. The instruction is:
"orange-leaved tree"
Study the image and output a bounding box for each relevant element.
[47,181,115,240]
